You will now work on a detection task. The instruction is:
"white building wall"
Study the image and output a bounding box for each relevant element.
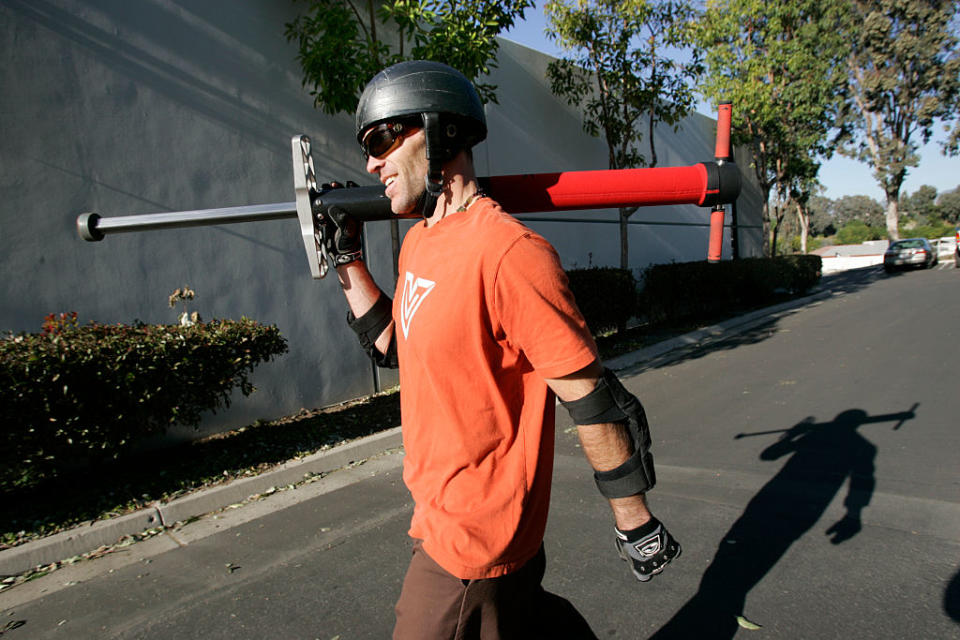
[0,0,762,439]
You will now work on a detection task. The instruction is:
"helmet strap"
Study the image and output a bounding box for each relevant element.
[421,112,445,219]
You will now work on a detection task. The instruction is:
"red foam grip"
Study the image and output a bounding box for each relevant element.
[487,164,709,213]
[707,208,725,262]
[715,103,732,160]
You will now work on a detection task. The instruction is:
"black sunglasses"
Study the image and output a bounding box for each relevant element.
[361,121,416,159]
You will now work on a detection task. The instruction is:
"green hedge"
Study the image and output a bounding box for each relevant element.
[566,267,637,334]
[1,316,288,490]
[638,255,822,326]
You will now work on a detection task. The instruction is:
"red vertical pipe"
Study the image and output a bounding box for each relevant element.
[707,208,726,262]
[708,102,733,262]
[714,102,733,161]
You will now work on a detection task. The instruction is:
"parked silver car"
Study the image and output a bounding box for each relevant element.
[883,238,938,273]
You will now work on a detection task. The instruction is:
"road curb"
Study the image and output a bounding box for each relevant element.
[0,427,402,577]
[156,426,402,526]
[0,509,164,578]
[605,289,831,372]
[0,289,831,578]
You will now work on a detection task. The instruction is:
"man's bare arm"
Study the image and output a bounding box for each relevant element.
[336,261,394,355]
[546,360,681,582]
[544,360,652,530]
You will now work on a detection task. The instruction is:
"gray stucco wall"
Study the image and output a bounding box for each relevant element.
[1,0,762,439]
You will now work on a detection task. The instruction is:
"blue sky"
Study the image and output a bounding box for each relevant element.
[501,10,958,204]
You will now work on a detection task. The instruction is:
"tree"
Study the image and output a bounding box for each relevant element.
[838,0,960,241]
[900,184,940,221]
[696,0,849,257]
[544,0,703,269]
[285,0,532,277]
[833,194,885,228]
[937,185,960,223]
[807,195,837,236]
[789,171,821,254]
[286,0,532,114]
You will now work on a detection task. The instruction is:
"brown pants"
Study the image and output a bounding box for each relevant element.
[393,542,596,640]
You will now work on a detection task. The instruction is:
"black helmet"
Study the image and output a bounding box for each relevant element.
[356,61,487,218]
[355,60,487,160]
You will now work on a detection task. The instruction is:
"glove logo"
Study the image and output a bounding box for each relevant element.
[634,534,662,558]
[400,271,435,339]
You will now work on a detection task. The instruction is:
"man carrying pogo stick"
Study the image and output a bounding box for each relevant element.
[323,60,680,638]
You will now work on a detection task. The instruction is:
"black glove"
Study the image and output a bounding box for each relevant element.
[615,517,681,582]
[319,181,362,266]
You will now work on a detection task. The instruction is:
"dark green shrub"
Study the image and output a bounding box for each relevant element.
[905,221,955,240]
[837,220,884,244]
[566,267,637,334]
[638,255,822,326]
[1,316,288,490]
[777,255,823,294]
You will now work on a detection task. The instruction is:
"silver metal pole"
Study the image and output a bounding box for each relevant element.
[77,202,297,241]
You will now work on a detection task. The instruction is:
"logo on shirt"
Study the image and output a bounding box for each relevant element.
[400,271,435,339]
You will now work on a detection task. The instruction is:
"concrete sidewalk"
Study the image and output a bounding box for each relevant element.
[0,288,833,580]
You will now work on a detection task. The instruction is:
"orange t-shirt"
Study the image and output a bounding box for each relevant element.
[393,198,598,579]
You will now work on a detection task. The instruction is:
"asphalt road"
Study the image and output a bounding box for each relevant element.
[2,264,958,639]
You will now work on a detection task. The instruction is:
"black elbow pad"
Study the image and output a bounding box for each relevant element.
[347,294,398,369]
[560,368,656,497]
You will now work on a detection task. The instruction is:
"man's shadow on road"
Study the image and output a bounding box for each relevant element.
[650,405,917,640]
[945,568,960,622]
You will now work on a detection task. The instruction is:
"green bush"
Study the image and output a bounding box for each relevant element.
[566,267,637,334]
[778,255,823,293]
[836,220,885,244]
[903,221,955,240]
[1,315,288,490]
[638,255,822,326]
